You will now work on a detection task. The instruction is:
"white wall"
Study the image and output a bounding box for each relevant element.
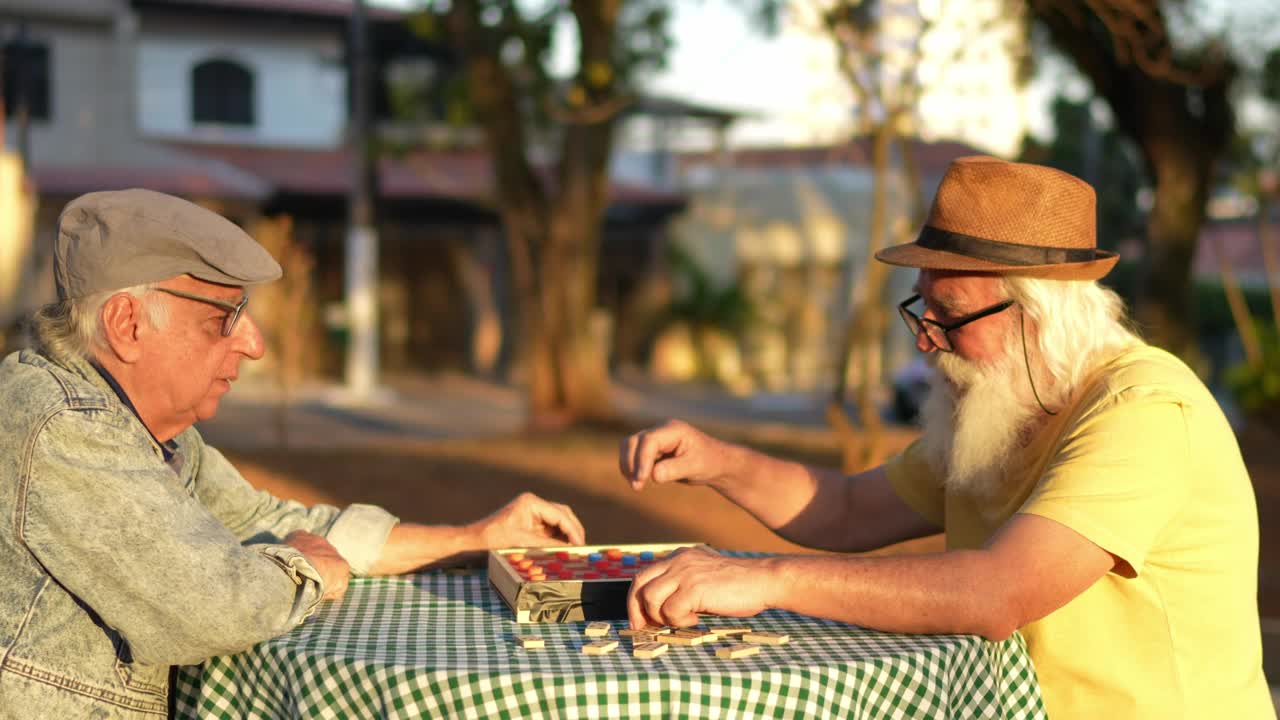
[136,24,345,147]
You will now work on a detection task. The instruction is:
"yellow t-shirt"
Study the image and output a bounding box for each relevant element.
[887,344,1274,719]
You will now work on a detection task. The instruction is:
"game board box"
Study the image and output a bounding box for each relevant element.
[487,543,707,623]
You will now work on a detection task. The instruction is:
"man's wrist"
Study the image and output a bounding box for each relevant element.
[709,442,750,492]
[758,556,794,611]
[458,520,492,552]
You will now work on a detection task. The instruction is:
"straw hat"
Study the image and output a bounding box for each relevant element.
[875,156,1118,281]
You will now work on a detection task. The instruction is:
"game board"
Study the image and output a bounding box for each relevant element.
[487,543,708,623]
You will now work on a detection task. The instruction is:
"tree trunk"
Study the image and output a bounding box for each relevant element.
[448,1,621,428]
[1135,126,1220,363]
[1032,5,1235,364]
[1257,194,1280,337]
[830,126,896,473]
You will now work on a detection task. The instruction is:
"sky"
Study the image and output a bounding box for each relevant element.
[639,0,1037,155]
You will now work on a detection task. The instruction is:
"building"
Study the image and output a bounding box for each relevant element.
[1,0,689,377]
[661,138,982,394]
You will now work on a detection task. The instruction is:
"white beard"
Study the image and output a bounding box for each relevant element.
[918,345,1042,499]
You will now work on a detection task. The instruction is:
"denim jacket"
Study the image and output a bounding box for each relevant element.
[0,349,398,718]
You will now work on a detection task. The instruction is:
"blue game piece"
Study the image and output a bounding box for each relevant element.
[587,552,603,562]
[639,551,655,561]
[621,555,637,566]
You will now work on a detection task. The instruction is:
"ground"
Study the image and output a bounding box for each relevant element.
[223,424,915,558]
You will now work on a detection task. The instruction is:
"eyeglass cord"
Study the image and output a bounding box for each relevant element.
[1020,307,1057,416]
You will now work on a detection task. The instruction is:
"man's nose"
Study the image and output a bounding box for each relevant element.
[914,327,937,353]
[232,313,266,360]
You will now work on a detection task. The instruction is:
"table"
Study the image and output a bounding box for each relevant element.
[174,569,1046,719]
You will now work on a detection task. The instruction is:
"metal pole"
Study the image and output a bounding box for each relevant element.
[344,0,379,398]
[13,23,32,171]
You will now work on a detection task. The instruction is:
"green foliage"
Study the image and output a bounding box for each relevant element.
[1102,260,1276,339]
[662,243,753,335]
[401,1,679,132]
[1017,94,1145,253]
[1262,48,1280,103]
[1226,324,1280,419]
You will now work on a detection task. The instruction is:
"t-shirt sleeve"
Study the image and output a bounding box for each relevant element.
[885,439,945,527]
[1019,390,1192,578]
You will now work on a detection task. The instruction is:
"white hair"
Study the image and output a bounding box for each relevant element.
[918,275,1142,498]
[1000,276,1142,408]
[32,285,171,364]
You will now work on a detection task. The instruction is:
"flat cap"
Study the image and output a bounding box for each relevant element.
[55,188,282,300]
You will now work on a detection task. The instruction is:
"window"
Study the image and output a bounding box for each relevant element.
[3,40,51,121]
[192,58,254,126]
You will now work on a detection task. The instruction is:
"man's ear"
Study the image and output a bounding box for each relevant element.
[100,293,146,363]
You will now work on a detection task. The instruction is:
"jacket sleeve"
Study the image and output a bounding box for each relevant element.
[19,410,324,666]
[185,432,398,576]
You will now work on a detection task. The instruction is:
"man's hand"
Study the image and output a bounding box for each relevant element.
[285,530,351,601]
[627,547,778,629]
[618,419,741,492]
[474,493,586,549]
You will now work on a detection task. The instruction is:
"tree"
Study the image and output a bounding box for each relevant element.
[803,0,1016,470]
[1219,47,1280,423]
[1028,0,1239,363]
[1018,94,1145,254]
[407,1,669,428]
[797,0,930,471]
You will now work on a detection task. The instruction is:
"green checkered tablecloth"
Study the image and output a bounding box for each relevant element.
[174,569,1046,719]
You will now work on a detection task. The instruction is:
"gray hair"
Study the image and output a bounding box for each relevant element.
[32,285,171,364]
[1001,276,1142,406]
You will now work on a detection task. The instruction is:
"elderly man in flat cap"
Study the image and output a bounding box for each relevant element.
[0,189,585,718]
[620,157,1273,719]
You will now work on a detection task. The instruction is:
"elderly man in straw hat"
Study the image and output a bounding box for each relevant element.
[619,157,1273,718]
[0,189,586,718]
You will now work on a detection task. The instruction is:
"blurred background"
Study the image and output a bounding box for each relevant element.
[1,0,1278,702]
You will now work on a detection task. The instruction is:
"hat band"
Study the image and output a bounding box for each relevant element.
[917,226,1098,266]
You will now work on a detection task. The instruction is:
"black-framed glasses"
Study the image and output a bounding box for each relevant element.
[897,294,1015,352]
[153,288,249,337]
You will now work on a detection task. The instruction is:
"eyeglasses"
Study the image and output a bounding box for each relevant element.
[897,293,1015,352]
[153,287,249,337]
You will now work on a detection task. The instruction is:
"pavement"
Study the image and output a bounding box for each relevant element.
[196,370,842,450]
[198,372,1280,711]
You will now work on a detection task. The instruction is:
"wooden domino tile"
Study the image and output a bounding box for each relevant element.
[716,643,761,659]
[514,636,545,649]
[632,641,669,659]
[672,629,716,645]
[657,634,698,646]
[742,632,790,645]
[619,626,670,637]
[710,626,752,638]
[659,629,715,646]
[582,640,619,656]
[584,622,611,637]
